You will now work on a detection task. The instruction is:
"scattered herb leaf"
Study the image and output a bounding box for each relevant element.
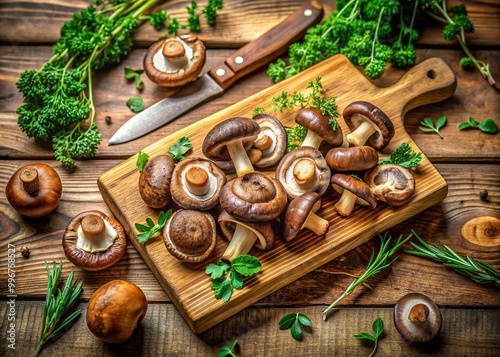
[135,210,172,243]
[279,313,312,341]
[285,125,307,152]
[419,116,446,138]
[206,255,261,302]
[126,97,145,113]
[354,317,384,357]
[34,261,83,357]
[322,231,413,320]
[405,231,500,288]
[168,137,192,162]
[217,339,239,357]
[458,117,498,134]
[124,66,144,91]
[251,107,266,117]
[379,142,423,168]
[136,150,150,172]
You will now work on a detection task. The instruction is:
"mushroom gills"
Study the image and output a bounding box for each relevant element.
[372,167,409,195]
[77,218,118,253]
[397,299,441,341]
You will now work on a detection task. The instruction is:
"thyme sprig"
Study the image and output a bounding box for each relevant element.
[405,231,500,288]
[34,261,83,357]
[322,231,412,320]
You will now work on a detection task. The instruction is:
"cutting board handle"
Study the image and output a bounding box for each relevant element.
[384,57,457,116]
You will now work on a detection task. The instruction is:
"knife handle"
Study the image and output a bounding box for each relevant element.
[208,1,323,90]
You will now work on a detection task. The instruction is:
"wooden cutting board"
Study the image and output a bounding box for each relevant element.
[98,54,456,334]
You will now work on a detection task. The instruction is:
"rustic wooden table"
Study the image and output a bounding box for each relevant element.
[0,1,499,356]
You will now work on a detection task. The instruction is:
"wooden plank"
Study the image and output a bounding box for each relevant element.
[0,160,498,305]
[0,0,498,47]
[96,54,458,333]
[1,301,499,357]
[1,47,498,162]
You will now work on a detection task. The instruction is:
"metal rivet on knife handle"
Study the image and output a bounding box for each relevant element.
[304,9,313,16]
[235,56,244,64]
[216,68,226,76]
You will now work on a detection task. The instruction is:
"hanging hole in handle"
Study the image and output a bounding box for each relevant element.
[427,70,436,79]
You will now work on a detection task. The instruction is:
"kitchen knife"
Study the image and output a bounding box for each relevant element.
[108,1,323,145]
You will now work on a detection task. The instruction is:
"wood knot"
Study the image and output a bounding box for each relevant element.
[461,216,500,247]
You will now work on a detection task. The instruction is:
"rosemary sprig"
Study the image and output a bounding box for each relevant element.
[322,231,412,321]
[405,231,500,288]
[34,261,83,357]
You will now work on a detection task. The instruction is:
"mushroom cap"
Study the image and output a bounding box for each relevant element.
[283,192,322,242]
[325,146,379,172]
[139,154,175,209]
[170,157,227,210]
[252,113,288,168]
[218,210,275,250]
[162,209,217,263]
[364,164,415,206]
[143,35,206,87]
[343,101,395,150]
[275,146,331,200]
[295,107,344,146]
[219,172,288,222]
[330,174,377,208]
[62,210,127,271]
[202,117,261,161]
[394,292,443,344]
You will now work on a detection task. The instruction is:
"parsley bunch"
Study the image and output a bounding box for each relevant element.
[379,142,422,167]
[267,0,419,82]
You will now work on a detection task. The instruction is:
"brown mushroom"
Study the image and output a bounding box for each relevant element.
[143,35,206,87]
[343,101,395,150]
[202,117,261,176]
[62,210,127,271]
[218,209,275,263]
[325,146,379,172]
[331,174,377,216]
[162,209,216,263]
[295,107,346,148]
[283,192,329,242]
[364,164,415,206]
[394,292,442,344]
[170,157,226,210]
[252,113,288,168]
[5,163,62,218]
[139,154,175,208]
[275,146,331,200]
[219,172,288,222]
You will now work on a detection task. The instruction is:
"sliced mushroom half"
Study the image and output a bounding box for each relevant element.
[218,210,274,263]
[170,157,227,210]
[275,146,331,200]
[343,101,395,150]
[144,35,206,87]
[364,164,415,206]
[331,174,377,216]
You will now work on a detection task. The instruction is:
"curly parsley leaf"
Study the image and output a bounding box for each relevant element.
[458,117,498,134]
[279,313,312,341]
[126,97,144,113]
[379,142,422,168]
[134,210,172,243]
[206,255,261,302]
[136,150,150,172]
[124,66,144,91]
[168,136,192,162]
[419,116,446,138]
[354,317,384,357]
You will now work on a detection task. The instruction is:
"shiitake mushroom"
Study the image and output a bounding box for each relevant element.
[138,154,175,208]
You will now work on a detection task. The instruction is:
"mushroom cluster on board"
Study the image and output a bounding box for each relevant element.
[133,99,419,265]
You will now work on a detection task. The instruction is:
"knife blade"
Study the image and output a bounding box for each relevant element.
[108,1,323,145]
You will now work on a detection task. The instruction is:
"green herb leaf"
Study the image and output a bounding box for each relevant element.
[419,116,446,138]
[126,97,144,113]
[379,142,422,168]
[168,136,192,162]
[206,261,231,280]
[136,150,150,172]
[232,255,262,276]
[279,313,312,341]
[134,210,172,244]
[124,66,144,91]
[354,317,384,357]
[230,270,244,290]
[251,107,266,117]
[217,339,238,357]
[458,117,498,134]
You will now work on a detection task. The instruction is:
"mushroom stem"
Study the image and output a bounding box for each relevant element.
[302,211,329,236]
[293,159,316,185]
[19,167,40,196]
[408,303,430,323]
[301,130,323,149]
[185,166,210,196]
[247,148,263,165]
[226,140,254,176]
[346,120,377,147]
[334,188,357,216]
[161,38,189,72]
[221,224,258,263]
[81,215,106,243]
[253,133,273,151]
